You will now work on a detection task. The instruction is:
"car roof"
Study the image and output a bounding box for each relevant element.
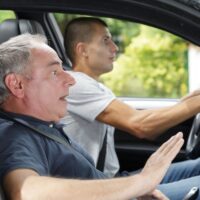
[0,0,200,46]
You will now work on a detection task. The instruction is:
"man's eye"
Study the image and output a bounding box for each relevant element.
[52,71,57,76]
[104,38,109,43]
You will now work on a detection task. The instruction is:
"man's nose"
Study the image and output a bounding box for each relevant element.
[111,41,119,52]
[64,71,76,86]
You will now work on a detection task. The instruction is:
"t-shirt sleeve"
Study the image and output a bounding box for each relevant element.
[67,73,116,122]
[0,124,48,180]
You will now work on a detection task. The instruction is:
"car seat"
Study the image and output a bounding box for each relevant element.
[0,18,46,200]
[0,18,45,44]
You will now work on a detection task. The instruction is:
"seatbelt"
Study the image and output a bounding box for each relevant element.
[0,110,70,148]
[96,130,107,172]
[0,110,107,171]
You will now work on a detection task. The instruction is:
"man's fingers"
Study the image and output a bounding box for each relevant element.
[181,89,200,101]
[151,132,184,164]
[156,132,183,154]
[151,189,169,200]
[137,189,169,200]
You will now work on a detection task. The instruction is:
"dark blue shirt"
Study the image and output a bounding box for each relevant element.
[0,111,107,182]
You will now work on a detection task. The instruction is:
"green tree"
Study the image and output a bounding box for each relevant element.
[0,10,15,22]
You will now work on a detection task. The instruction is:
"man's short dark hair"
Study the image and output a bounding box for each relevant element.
[64,17,107,64]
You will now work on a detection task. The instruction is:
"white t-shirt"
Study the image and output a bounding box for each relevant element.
[61,71,119,177]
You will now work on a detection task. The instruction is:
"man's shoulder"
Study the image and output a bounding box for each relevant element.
[0,117,14,132]
[0,117,38,142]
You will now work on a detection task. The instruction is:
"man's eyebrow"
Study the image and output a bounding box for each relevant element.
[47,60,63,67]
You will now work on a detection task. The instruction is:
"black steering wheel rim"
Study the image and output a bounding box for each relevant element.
[186,113,200,159]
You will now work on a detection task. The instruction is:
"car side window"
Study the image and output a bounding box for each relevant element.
[54,13,200,99]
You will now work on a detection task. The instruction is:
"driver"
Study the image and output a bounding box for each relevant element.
[60,17,200,199]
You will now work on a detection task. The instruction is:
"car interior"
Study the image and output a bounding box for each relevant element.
[0,1,200,199]
[0,16,199,200]
[0,19,45,43]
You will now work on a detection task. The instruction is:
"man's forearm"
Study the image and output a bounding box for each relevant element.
[21,175,149,200]
[97,96,199,139]
[130,97,200,139]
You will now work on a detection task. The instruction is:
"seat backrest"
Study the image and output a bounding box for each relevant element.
[0,18,45,44]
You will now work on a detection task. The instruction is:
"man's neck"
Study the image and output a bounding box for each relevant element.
[1,99,59,123]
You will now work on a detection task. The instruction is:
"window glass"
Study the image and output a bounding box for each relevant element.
[0,10,15,22]
[54,13,200,99]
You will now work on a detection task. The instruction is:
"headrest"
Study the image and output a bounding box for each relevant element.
[0,19,45,44]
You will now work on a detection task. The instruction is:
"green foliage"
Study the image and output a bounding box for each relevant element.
[101,25,188,98]
[0,10,15,22]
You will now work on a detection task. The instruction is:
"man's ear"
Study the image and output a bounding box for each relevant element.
[76,42,88,58]
[4,73,25,98]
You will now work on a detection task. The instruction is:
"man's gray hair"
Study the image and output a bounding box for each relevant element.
[0,33,47,104]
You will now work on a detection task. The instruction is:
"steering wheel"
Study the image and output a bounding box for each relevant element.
[186,113,200,159]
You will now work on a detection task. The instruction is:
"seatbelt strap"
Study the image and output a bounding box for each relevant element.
[96,130,107,172]
[0,110,70,148]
